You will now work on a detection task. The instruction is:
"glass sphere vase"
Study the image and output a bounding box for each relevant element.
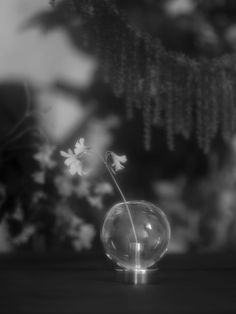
[101,201,171,284]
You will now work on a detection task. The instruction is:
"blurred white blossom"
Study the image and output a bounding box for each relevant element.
[54,174,74,197]
[12,225,36,246]
[31,191,47,204]
[94,182,113,195]
[55,204,96,251]
[34,144,56,169]
[0,217,13,253]
[32,171,46,184]
[87,195,103,210]
[75,179,91,198]
[75,180,113,210]
[225,24,236,49]
[11,203,24,221]
[164,0,195,16]
[72,224,96,251]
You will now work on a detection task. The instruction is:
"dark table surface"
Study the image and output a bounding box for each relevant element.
[0,253,236,314]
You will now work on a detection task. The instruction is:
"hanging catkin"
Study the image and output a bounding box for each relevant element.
[115,30,127,97]
[153,44,162,126]
[202,68,211,153]
[221,69,231,142]
[143,40,153,150]
[180,63,190,139]
[132,36,142,111]
[227,73,235,135]
[52,0,236,153]
[163,56,174,150]
[208,65,219,139]
[195,63,204,149]
[172,59,182,135]
[184,64,194,139]
[166,84,174,150]
[125,31,135,119]
[109,17,123,97]
[231,70,236,134]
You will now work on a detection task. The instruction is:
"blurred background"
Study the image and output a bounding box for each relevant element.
[1,0,236,256]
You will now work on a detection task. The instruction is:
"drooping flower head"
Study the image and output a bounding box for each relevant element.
[108,152,127,173]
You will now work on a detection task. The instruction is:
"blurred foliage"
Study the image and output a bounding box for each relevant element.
[1,1,236,253]
[0,83,116,253]
[45,0,236,252]
[28,1,236,152]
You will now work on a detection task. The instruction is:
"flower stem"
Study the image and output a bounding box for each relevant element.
[0,127,36,150]
[94,151,138,243]
[3,81,31,140]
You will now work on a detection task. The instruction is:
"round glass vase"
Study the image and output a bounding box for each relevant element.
[101,201,171,284]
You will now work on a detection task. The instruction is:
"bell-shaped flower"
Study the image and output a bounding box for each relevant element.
[109,152,127,173]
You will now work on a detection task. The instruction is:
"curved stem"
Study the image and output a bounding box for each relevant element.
[3,81,31,140]
[93,150,138,243]
[0,127,37,150]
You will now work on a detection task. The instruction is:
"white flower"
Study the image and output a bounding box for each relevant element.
[60,149,84,176]
[61,149,76,166]
[109,152,127,172]
[74,138,87,156]
[60,139,90,176]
